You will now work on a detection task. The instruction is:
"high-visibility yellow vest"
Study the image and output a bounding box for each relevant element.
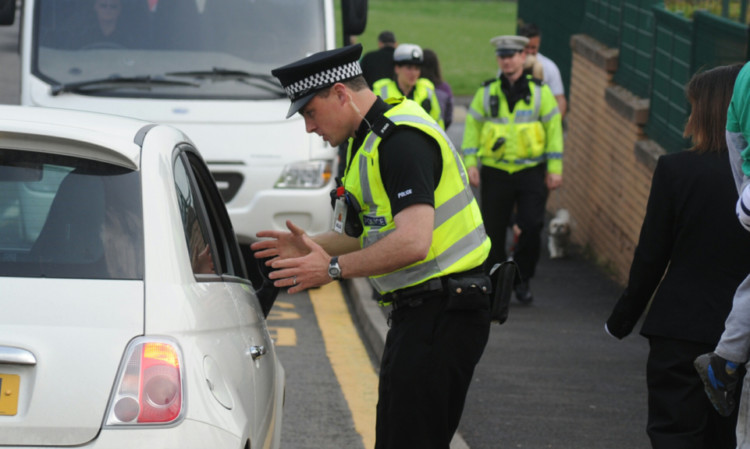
[372,77,445,129]
[461,75,563,174]
[343,98,490,295]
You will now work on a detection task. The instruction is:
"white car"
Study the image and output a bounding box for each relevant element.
[0,105,285,448]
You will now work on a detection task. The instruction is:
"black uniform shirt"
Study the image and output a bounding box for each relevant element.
[348,97,442,218]
[500,73,532,112]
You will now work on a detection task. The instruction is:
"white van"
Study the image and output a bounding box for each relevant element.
[0,0,366,254]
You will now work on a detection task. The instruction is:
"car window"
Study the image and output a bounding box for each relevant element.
[0,149,144,279]
[173,148,247,280]
[185,152,247,279]
[173,154,217,276]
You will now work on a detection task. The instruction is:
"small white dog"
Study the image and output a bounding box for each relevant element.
[548,208,571,259]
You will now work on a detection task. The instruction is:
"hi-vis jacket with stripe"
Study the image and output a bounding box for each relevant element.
[461,74,563,174]
[372,77,445,129]
[343,98,490,295]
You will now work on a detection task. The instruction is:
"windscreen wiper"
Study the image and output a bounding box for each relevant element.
[50,75,200,96]
[166,67,285,94]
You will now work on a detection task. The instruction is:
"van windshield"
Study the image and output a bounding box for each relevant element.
[32,0,326,99]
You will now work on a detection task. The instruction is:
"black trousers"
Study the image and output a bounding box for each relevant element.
[374,291,491,449]
[479,163,548,284]
[646,336,741,449]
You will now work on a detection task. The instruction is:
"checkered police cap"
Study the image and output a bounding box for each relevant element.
[272,44,364,118]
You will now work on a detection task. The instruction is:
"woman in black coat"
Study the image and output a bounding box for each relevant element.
[606,63,750,449]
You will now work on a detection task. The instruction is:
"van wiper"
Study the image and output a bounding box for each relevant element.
[51,75,200,96]
[166,67,285,94]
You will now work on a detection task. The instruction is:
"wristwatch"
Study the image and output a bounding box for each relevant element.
[328,256,342,280]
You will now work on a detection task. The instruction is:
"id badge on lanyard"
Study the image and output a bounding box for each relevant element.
[333,196,348,234]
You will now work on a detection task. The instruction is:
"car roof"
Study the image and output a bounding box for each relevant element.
[0,105,151,170]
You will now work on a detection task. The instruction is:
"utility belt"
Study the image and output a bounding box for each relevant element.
[381,267,490,310]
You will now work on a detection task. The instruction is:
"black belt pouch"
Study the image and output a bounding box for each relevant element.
[444,275,491,311]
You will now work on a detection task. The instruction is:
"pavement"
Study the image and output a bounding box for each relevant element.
[341,243,650,448]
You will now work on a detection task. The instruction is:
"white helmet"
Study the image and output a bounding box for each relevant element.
[393,43,423,65]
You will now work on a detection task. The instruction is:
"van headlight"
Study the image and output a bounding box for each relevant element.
[274,160,333,189]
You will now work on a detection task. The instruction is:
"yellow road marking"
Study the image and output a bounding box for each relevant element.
[309,282,378,449]
[268,301,299,346]
[268,327,297,346]
[268,309,301,320]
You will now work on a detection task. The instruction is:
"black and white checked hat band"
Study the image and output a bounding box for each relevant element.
[285,61,362,100]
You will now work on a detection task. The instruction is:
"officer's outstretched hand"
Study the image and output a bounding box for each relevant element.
[468,166,480,188]
[251,220,311,265]
[268,232,333,294]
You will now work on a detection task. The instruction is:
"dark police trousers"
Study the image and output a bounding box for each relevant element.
[479,163,548,284]
[375,286,491,449]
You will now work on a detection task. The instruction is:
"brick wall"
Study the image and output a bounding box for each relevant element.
[551,35,662,285]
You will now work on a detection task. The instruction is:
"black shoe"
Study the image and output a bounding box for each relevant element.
[514,281,533,304]
[694,352,740,417]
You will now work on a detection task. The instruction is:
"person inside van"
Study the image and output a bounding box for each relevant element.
[71,0,137,49]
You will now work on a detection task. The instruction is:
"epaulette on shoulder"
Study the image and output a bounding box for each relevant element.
[481,78,497,87]
[371,115,396,139]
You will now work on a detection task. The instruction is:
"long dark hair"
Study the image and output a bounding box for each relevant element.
[684,63,744,153]
[421,49,443,85]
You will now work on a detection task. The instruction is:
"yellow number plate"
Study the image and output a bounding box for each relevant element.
[0,374,20,416]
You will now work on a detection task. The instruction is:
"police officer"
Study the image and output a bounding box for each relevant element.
[462,35,563,304]
[251,44,492,449]
[373,43,444,129]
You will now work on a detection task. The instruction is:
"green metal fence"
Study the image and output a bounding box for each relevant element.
[646,5,693,153]
[519,0,749,154]
[517,0,586,102]
[693,10,749,70]
[581,0,622,48]
[614,0,659,99]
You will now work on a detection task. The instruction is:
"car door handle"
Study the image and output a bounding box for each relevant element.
[0,346,37,365]
[247,345,267,361]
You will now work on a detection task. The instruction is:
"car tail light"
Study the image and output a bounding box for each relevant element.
[105,338,184,426]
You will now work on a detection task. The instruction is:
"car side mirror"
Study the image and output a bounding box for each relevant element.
[240,245,280,318]
[254,255,279,318]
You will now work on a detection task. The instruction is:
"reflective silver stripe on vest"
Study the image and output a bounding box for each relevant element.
[497,155,547,165]
[369,223,488,292]
[483,83,493,117]
[360,131,383,244]
[434,183,476,228]
[513,85,542,123]
[470,107,508,124]
[463,147,478,156]
[379,85,389,99]
[468,108,485,122]
[541,107,560,123]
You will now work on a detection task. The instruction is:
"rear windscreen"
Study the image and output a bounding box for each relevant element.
[0,149,144,279]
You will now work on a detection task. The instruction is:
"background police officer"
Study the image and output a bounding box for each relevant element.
[251,44,492,449]
[373,43,444,129]
[461,35,563,304]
